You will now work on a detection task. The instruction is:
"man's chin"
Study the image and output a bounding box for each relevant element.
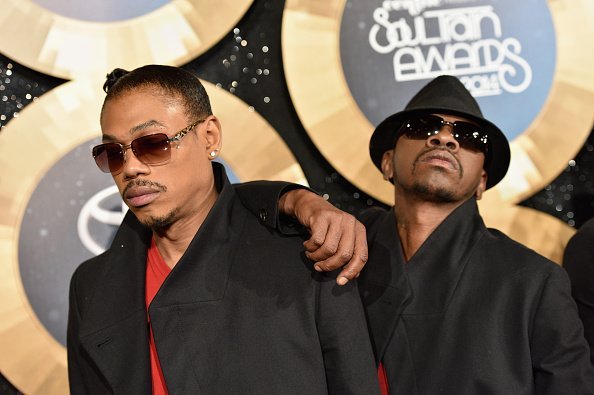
[135,210,177,230]
[412,182,458,203]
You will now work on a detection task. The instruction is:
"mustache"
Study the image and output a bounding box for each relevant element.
[122,179,167,197]
[414,147,463,175]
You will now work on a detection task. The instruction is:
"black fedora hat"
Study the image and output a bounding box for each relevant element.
[369,75,510,189]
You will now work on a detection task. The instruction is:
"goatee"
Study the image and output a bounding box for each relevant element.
[141,210,178,231]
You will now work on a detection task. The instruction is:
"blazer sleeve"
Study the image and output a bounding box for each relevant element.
[530,265,594,394]
[233,180,313,234]
[315,271,380,395]
[563,219,594,364]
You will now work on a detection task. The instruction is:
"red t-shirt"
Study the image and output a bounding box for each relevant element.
[378,362,390,395]
[146,238,171,395]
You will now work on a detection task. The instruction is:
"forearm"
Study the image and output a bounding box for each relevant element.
[278,187,314,217]
[234,181,369,284]
[233,180,312,231]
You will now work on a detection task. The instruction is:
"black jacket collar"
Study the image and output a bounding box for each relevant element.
[402,198,487,314]
[360,198,486,361]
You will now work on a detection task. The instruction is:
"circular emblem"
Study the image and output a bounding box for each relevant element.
[0,0,254,79]
[341,0,555,141]
[282,0,594,206]
[0,78,306,394]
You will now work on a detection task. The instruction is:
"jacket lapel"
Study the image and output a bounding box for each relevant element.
[78,211,152,393]
[404,198,486,315]
[359,208,412,363]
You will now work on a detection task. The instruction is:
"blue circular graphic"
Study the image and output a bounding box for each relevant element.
[18,138,119,345]
[340,0,556,141]
[32,0,170,22]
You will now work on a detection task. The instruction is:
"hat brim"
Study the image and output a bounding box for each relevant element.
[369,107,510,190]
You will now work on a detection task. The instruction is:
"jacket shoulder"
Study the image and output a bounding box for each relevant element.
[69,250,112,308]
[482,227,564,276]
[72,250,110,282]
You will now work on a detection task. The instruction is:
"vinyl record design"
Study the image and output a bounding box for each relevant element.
[0,0,254,79]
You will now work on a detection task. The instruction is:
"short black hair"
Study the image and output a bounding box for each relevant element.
[101,65,212,121]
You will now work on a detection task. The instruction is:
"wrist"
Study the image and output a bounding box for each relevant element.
[279,188,317,217]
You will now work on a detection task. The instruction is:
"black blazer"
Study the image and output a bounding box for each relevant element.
[360,199,594,394]
[236,183,594,394]
[67,164,379,394]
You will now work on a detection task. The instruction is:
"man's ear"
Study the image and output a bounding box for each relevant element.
[204,115,222,159]
[475,169,488,200]
[380,150,395,182]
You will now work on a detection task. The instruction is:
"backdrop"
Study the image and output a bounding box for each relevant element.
[1,0,594,393]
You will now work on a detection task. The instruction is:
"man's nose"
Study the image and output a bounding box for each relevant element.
[427,126,460,152]
[120,147,150,179]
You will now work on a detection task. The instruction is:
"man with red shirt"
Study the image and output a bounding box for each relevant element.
[66,65,379,394]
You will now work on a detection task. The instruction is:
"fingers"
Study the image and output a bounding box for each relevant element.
[306,217,347,261]
[303,215,370,285]
[303,219,330,253]
[295,199,369,285]
[336,222,368,285]
[305,211,356,259]
[313,221,368,285]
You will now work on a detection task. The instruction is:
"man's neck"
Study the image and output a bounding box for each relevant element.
[152,190,219,269]
[393,196,469,261]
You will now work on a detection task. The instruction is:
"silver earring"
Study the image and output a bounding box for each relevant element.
[210,150,217,158]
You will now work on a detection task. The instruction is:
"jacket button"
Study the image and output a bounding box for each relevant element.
[259,208,268,223]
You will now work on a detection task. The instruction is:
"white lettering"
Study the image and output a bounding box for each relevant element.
[369,3,532,96]
[498,38,532,93]
[381,0,443,17]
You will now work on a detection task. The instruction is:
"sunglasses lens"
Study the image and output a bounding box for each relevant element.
[92,143,124,173]
[400,115,442,140]
[452,122,488,154]
[132,134,171,165]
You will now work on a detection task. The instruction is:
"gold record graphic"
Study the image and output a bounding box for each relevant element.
[281,0,594,208]
[0,78,306,394]
[0,0,253,79]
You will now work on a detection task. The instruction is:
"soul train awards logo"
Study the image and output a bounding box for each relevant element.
[339,0,555,140]
[368,1,532,97]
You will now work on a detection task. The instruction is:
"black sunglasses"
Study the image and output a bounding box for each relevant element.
[92,120,204,174]
[398,114,489,154]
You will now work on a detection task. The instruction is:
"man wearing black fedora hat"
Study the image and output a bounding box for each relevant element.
[236,75,594,393]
